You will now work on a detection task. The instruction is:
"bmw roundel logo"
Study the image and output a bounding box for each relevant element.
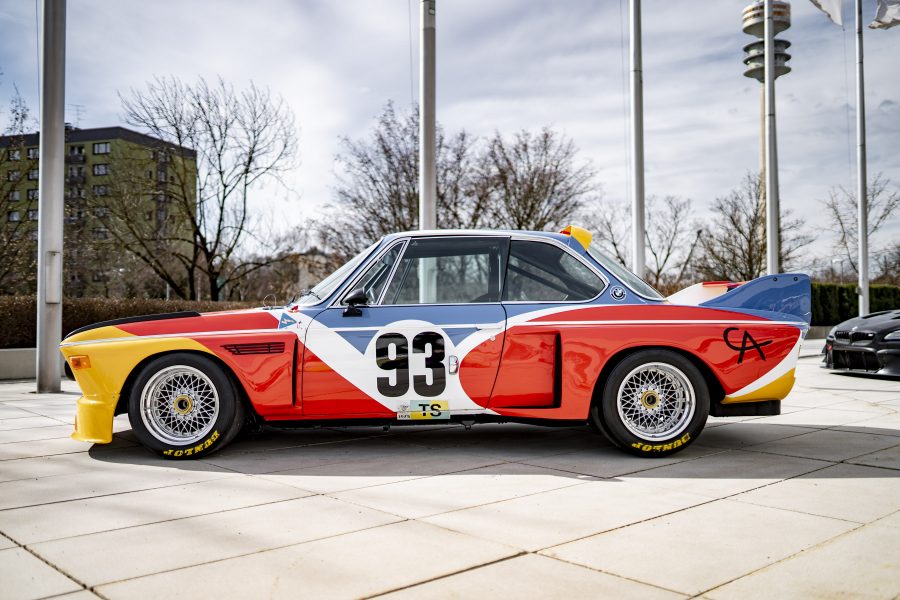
[610,286,626,301]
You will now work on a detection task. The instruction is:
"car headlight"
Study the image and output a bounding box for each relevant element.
[884,330,900,341]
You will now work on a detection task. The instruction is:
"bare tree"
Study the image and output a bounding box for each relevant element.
[822,174,900,274]
[695,172,812,281]
[479,128,596,231]
[0,87,39,293]
[114,76,298,300]
[321,102,485,259]
[585,195,699,290]
[873,242,900,285]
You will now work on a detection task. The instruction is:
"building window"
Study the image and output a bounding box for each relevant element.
[94,206,109,218]
[27,209,38,221]
[7,149,21,161]
[8,190,20,202]
[92,163,109,176]
[157,170,167,183]
[146,170,153,180]
[69,145,84,155]
[27,147,39,159]
[7,171,20,182]
[92,142,111,155]
[27,189,38,201]
[27,169,39,181]
[92,227,109,240]
[92,184,108,196]
[7,210,21,222]
[91,271,107,282]
[29,230,39,241]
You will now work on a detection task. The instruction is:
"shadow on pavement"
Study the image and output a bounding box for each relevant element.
[88,421,900,481]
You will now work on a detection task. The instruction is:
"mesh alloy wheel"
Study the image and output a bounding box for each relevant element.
[139,365,220,445]
[615,362,696,442]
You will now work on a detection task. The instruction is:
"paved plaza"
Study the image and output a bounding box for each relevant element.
[1,341,899,599]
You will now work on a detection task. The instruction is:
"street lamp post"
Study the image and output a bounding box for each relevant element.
[419,0,436,231]
[36,0,66,392]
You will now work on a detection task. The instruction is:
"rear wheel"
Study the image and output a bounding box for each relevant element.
[591,350,708,457]
[128,353,244,459]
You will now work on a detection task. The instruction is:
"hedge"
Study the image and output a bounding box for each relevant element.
[811,283,900,325]
[0,296,254,349]
[1,284,898,348]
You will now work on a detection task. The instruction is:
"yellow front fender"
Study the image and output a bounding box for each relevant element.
[60,328,214,444]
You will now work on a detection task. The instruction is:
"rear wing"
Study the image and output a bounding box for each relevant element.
[669,274,812,325]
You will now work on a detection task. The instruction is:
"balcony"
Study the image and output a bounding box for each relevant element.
[65,153,86,164]
[65,174,86,185]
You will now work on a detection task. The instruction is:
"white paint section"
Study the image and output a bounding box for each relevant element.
[303,317,502,415]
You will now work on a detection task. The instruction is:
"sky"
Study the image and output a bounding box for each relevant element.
[0,0,898,271]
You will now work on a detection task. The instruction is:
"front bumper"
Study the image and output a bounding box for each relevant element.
[72,394,118,444]
[822,341,900,376]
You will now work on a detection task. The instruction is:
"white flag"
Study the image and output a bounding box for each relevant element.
[809,0,843,25]
[870,0,900,29]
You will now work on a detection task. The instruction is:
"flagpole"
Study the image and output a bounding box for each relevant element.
[764,0,781,275]
[855,0,869,315]
[629,0,646,278]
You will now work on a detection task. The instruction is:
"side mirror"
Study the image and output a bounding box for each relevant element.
[342,288,368,317]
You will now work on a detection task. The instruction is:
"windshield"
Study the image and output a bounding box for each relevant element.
[293,242,379,306]
[587,244,664,300]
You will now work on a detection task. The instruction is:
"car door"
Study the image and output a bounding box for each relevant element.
[302,235,509,418]
[490,237,607,409]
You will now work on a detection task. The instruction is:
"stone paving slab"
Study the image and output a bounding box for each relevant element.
[706,521,900,599]
[0,547,82,600]
[543,499,857,596]
[94,521,520,600]
[0,353,897,599]
[379,553,686,599]
[733,462,900,523]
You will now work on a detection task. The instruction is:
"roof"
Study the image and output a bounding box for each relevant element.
[383,229,569,242]
[0,125,196,159]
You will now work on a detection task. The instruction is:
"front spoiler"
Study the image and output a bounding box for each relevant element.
[71,394,117,444]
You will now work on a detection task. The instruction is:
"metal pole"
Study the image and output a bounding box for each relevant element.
[419,0,436,231]
[36,0,66,393]
[629,0,646,277]
[855,0,869,315]
[764,0,781,275]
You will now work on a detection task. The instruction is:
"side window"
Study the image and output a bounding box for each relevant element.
[341,241,404,305]
[503,240,604,302]
[383,237,507,305]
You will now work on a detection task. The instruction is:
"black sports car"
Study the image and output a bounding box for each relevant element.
[823,310,900,375]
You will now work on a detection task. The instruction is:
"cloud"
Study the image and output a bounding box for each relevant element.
[0,0,897,265]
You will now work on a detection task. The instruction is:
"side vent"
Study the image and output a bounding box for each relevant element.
[223,342,285,355]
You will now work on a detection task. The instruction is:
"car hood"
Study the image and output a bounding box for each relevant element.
[834,309,900,334]
[62,308,282,345]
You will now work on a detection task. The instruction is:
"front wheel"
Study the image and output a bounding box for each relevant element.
[128,353,244,459]
[591,350,709,457]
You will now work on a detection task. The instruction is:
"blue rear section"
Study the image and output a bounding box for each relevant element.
[701,274,812,325]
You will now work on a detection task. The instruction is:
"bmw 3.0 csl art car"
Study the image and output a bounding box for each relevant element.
[60,226,811,458]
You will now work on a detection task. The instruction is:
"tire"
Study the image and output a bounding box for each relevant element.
[127,353,245,459]
[591,349,709,457]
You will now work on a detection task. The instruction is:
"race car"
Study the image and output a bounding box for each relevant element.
[822,310,900,375]
[60,226,811,458]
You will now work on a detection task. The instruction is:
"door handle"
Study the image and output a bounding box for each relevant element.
[475,323,503,330]
[448,355,459,374]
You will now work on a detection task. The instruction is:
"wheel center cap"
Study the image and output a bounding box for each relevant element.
[173,394,194,415]
[640,390,661,410]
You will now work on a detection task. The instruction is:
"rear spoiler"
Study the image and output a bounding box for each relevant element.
[669,274,812,325]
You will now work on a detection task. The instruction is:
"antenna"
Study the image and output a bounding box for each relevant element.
[66,103,85,127]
